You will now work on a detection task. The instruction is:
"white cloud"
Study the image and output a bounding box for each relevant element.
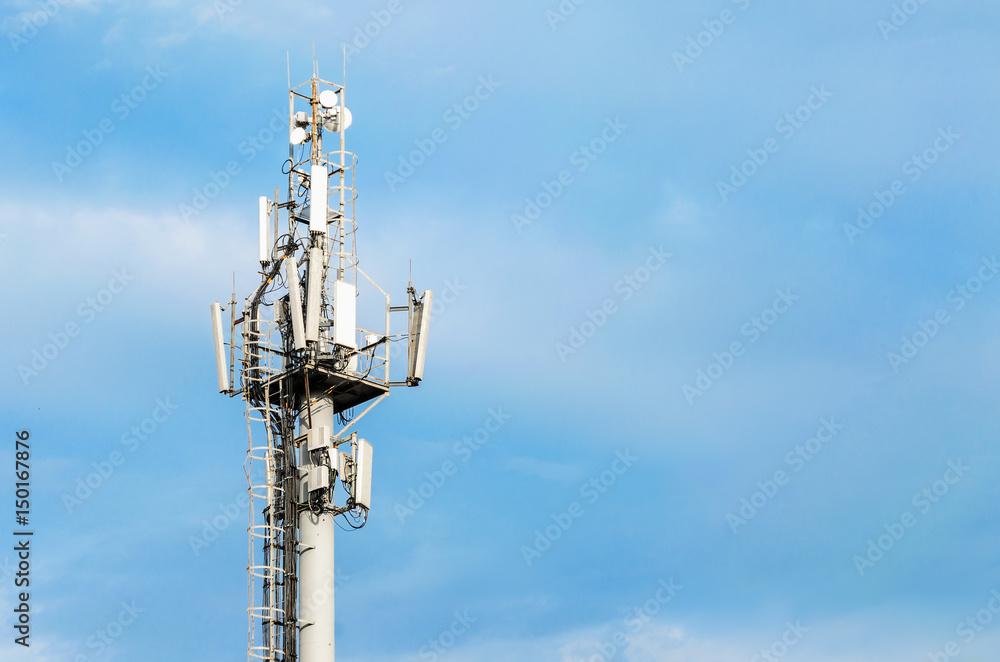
[340,611,967,662]
[0,200,255,318]
[1,0,111,34]
[505,455,586,483]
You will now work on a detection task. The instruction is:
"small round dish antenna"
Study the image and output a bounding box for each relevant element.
[340,108,353,131]
[322,107,353,133]
[319,90,338,109]
[290,127,308,145]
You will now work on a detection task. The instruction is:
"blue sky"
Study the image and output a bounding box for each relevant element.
[2,0,1000,660]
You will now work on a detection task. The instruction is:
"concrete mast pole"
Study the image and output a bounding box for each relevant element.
[298,395,336,662]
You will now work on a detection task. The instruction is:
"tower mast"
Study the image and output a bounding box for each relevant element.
[212,65,434,662]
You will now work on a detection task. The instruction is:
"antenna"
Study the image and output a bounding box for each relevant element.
[319,90,337,109]
[285,256,306,349]
[304,246,322,342]
[407,289,433,384]
[211,61,434,662]
[353,438,374,509]
[309,164,328,234]
[258,197,270,263]
[210,302,228,393]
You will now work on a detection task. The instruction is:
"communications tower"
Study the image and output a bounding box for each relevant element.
[211,64,432,662]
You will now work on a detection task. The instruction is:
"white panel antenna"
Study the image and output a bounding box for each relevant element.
[305,247,323,343]
[332,280,356,349]
[259,197,271,263]
[407,290,433,384]
[285,257,306,350]
[353,438,373,510]
[309,165,328,235]
[211,302,229,393]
